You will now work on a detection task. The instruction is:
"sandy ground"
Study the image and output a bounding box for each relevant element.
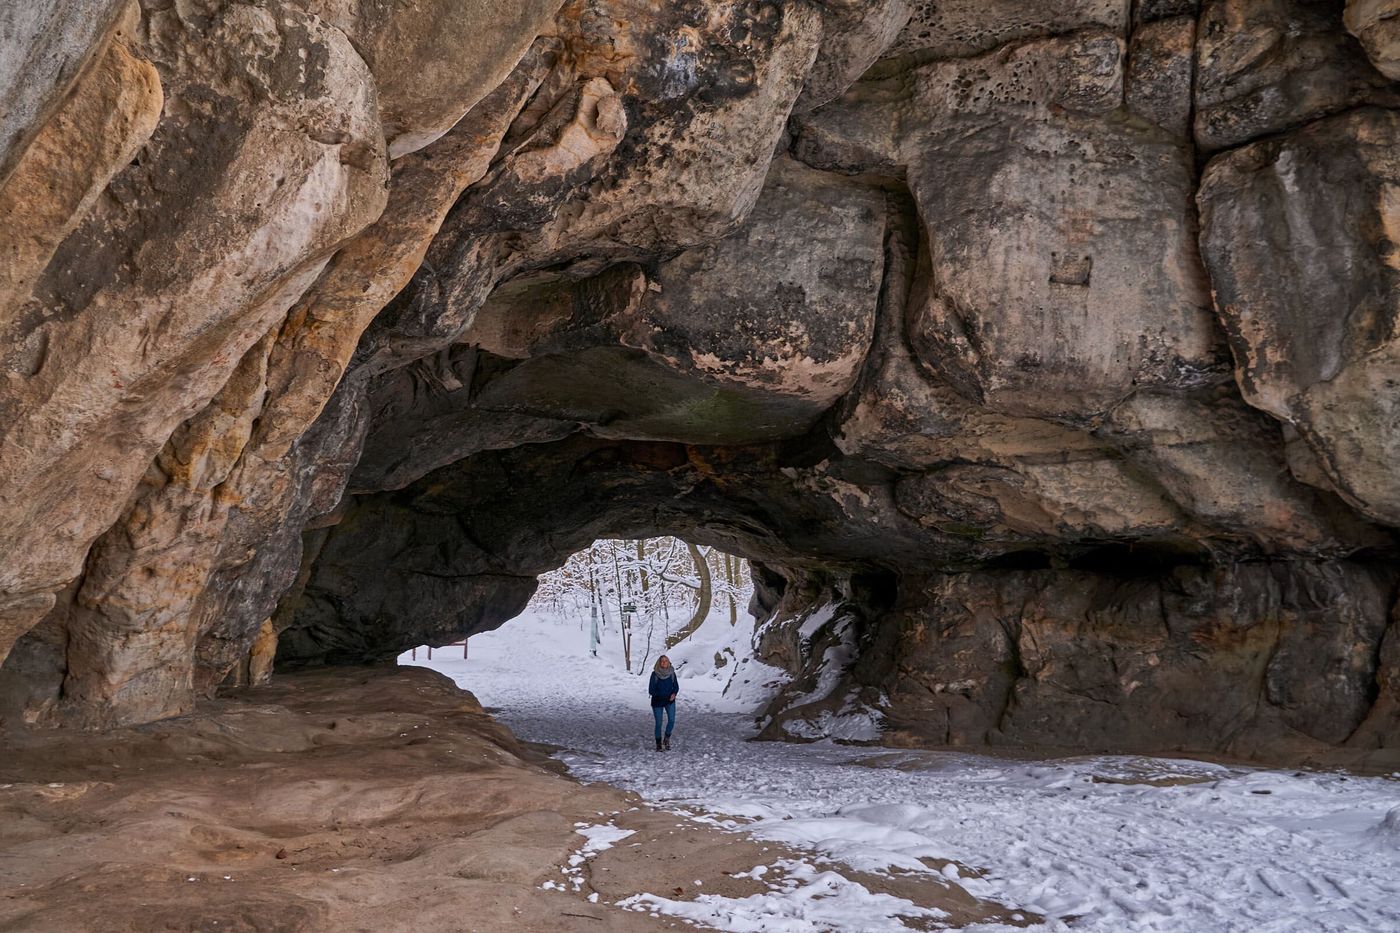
[0,665,1011,932]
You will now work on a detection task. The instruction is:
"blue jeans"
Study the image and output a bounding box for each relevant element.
[653,702,675,741]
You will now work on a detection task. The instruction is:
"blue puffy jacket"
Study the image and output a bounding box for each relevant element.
[649,671,679,707]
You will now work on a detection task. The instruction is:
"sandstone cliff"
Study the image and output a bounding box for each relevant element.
[2,0,1399,765]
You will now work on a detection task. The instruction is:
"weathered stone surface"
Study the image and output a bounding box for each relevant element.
[1351,600,1400,751]
[167,50,553,702]
[1195,0,1400,151]
[906,113,1219,419]
[454,155,885,446]
[795,0,910,112]
[56,331,275,727]
[1126,15,1196,136]
[0,20,551,722]
[0,0,129,182]
[519,0,823,260]
[0,0,389,666]
[0,0,1398,769]
[1199,107,1400,526]
[997,560,1395,753]
[362,0,826,377]
[309,0,561,157]
[1137,0,1202,23]
[1347,0,1400,78]
[759,559,1399,765]
[0,24,162,313]
[349,151,886,491]
[894,458,1187,541]
[874,0,1128,71]
[350,347,581,493]
[800,29,1224,419]
[1102,389,1386,551]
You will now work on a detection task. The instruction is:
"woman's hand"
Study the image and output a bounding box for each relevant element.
[669,694,676,702]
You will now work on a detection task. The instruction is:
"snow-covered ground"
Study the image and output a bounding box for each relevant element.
[402,610,1400,933]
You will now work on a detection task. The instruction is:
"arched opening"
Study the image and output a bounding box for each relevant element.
[397,536,773,700]
[522,536,757,675]
[5,2,1400,929]
[398,537,792,755]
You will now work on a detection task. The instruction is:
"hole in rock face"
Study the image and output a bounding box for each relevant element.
[397,537,784,726]
[983,549,1053,571]
[847,568,898,614]
[397,536,756,673]
[1065,539,1212,577]
[525,538,756,669]
[270,425,883,681]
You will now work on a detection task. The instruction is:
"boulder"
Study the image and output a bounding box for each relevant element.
[1199,107,1400,526]
[1195,0,1400,151]
[1346,0,1400,79]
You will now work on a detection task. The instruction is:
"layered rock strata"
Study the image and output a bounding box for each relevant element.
[1,0,1398,765]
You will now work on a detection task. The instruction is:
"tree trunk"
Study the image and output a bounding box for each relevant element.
[612,542,632,671]
[666,542,712,648]
[725,552,737,625]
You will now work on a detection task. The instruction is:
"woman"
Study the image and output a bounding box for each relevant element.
[648,655,679,751]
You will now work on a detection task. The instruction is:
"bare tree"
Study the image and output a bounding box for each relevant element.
[725,552,738,625]
[665,542,712,648]
[528,537,752,661]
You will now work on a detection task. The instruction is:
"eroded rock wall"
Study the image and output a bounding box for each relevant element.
[1,0,1399,764]
[752,557,1399,764]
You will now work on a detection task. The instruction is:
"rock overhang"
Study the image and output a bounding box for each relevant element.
[0,0,1396,765]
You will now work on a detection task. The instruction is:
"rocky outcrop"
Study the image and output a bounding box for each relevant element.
[1196,0,1400,150]
[0,0,390,674]
[0,0,130,182]
[756,558,1399,765]
[1,0,1399,765]
[1347,0,1400,79]
[1199,106,1400,527]
[0,666,675,931]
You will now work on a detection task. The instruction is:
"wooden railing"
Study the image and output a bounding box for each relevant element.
[408,638,468,660]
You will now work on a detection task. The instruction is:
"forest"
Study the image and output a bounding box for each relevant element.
[528,538,754,672]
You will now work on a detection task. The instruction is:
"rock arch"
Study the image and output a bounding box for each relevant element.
[0,0,1398,767]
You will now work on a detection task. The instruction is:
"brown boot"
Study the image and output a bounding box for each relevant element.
[655,738,663,752]
[663,736,671,751]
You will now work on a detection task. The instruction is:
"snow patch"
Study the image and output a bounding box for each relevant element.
[619,858,949,933]
[772,606,887,742]
[797,602,839,644]
[555,822,635,892]
[405,612,1400,932]
[1367,806,1400,850]
[663,608,790,711]
[575,822,635,855]
[781,689,884,742]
